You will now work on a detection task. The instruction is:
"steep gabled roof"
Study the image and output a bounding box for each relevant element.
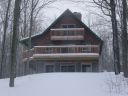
[20,9,103,44]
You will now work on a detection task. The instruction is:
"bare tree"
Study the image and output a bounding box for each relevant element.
[69,0,121,74]
[9,0,21,87]
[0,0,12,79]
[121,0,128,77]
[27,0,58,74]
[92,0,128,76]
[109,0,120,74]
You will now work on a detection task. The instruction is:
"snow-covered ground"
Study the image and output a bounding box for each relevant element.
[0,72,128,96]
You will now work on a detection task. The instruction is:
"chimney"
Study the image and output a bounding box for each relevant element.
[73,12,82,20]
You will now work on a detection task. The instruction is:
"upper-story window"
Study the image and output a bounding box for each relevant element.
[62,24,76,28]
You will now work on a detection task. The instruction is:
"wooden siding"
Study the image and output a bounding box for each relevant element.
[30,13,100,46]
[20,10,102,74]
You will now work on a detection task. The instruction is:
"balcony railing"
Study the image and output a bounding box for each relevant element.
[23,45,99,60]
[50,28,84,40]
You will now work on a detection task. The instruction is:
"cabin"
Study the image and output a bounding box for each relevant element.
[21,9,103,73]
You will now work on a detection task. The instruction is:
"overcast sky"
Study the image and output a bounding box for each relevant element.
[40,0,102,28]
[36,0,111,38]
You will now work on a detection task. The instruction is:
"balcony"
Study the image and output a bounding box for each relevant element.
[50,28,84,40]
[23,45,99,61]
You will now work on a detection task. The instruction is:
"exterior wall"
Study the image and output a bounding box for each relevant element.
[29,60,99,73]
[30,13,100,47]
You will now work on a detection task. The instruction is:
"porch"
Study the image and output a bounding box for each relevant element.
[23,45,99,61]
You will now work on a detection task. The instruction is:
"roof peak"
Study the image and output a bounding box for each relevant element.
[20,9,102,44]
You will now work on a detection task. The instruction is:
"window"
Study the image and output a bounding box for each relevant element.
[45,65,54,72]
[81,64,92,72]
[61,24,76,36]
[61,65,75,72]
[63,25,68,28]
[68,24,75,28]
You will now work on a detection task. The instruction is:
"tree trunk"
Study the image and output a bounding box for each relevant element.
[122,0,128,77]
[0,0,11,79]
[9,0,21,87]
[23,0,27,37]
[27,0,34,74]
[110,0,120,74]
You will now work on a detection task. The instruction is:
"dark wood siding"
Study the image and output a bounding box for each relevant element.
[31,13,100,47]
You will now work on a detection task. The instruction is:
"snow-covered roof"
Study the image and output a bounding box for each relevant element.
[20,32,43,41]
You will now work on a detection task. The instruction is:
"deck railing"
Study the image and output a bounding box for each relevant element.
[50,28,84,40]
[23,45,99,59]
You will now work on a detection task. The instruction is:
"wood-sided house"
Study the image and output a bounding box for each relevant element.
[21,9,103,73]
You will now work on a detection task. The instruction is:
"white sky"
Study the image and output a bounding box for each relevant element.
[40,0,101,27]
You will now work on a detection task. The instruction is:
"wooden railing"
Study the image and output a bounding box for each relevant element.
[50,28,84,40]
[23,45,99,59]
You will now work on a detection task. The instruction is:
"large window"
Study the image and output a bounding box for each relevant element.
[61,64,75,72]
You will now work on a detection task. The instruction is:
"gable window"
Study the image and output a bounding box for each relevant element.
[62,24,76,28]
